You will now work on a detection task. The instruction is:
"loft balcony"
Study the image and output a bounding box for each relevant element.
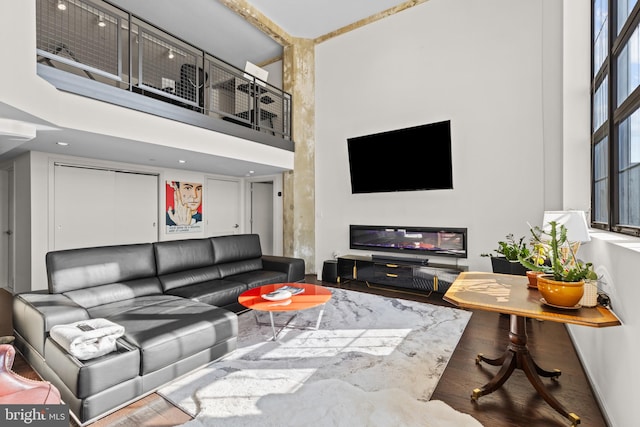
[35,0,292,149]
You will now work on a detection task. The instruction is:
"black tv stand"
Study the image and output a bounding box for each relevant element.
[337,254,466,295]
[371,254,428,266]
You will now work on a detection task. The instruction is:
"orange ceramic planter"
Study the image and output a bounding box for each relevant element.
[526,271,544,289]
[537,275,584,307]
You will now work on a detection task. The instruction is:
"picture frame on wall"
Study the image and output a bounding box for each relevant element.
[166,180,203,233]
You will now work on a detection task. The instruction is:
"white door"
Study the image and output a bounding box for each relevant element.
[54,165,158,250]
[206,178,241,236]
[251,182,273,255]
[114,172,158,244]
[0,168,13,292]
[55,166,116,249]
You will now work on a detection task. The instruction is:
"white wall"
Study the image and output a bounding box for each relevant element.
[315,0,560,271]
[314,1,638,425]
[571,233,639,427]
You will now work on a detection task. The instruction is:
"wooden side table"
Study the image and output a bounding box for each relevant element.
[444,272,620,426]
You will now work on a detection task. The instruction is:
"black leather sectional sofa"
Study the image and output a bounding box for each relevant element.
[12,234,304,425]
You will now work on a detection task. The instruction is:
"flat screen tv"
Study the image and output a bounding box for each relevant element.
[347,120,453,194]
[350,225,467,259]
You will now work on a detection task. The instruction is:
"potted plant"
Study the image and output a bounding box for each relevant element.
[518,221,597,307]
[482,234,530,276]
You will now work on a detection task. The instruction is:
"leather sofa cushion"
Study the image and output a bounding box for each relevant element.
[217,258,263,278]
[88,296,237,375]
[211,234,262,264]
[154,239,215,275]
[226,270,288,288]
[165,279,248,308]
[46,244,158,294]
[63,277,163,309]
[158,265,221,293]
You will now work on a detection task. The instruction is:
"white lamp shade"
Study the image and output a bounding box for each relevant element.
[542,210,591,243]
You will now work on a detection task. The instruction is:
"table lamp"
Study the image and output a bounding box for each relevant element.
[542,210,591,263]
[542,210,591,243]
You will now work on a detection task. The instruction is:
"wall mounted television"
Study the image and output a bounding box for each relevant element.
[350,225,467,259]
[347,120,453,194]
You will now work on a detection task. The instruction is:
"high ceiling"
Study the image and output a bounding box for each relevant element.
[0,0,412,176]
[109,0,411,68]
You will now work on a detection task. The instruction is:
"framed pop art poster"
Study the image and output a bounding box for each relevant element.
[166,180,203,233]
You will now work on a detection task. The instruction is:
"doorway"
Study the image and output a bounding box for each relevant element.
[246,175,283,256]
[0,168,13,293]
[251,181,273,255]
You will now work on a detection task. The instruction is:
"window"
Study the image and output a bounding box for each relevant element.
[592,0,640,236]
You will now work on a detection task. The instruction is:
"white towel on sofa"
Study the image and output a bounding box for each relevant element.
[50,318,125,360]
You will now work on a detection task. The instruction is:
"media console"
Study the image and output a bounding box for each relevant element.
[337,254,467,294]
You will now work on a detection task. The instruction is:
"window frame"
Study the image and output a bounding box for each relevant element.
[591,0,640,237]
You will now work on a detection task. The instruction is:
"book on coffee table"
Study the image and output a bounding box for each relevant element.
[277,285,305,295]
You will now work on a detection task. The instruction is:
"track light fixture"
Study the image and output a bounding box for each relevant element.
[57,0,67,11]
[168,49,175,59]
[97,16,106,27]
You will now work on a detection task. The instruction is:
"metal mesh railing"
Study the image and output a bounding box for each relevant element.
[35,0,291,140]
[137,27,201,109]
[37,0,120,80]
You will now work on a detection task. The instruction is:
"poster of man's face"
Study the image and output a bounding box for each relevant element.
[166,180,203,233]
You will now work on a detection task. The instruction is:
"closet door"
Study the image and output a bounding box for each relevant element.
[54,165,158,250]
[113,172,158,244]
[205,177,241,236]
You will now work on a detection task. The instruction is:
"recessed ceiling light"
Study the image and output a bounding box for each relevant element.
[57,1,67,11]
[178,159,186,164]
[56,142,69,146]
[249,170,255,174]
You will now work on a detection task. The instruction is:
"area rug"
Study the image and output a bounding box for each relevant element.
[158,288,482,427]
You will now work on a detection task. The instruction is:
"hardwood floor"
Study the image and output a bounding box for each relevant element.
[2,276,608,426]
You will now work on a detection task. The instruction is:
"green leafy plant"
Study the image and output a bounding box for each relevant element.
[482,234,531,261]
[518,221,597,282]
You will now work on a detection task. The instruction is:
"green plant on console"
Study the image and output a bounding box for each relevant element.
[482,233,531,261]
[518,221,597,282]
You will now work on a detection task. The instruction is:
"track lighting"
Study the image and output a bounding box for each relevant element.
[168,49,175,59]
[57,1,67,11]
[97,16,106,27]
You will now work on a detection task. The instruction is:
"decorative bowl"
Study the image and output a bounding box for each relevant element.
[537,275,584,308]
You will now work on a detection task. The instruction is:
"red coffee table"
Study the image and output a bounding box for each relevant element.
[238,283,332,340]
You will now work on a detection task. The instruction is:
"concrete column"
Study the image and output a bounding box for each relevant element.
[282,39,315,273]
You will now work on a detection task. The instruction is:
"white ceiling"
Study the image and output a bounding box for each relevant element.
[108,0,410,67]
[0,0,410,177]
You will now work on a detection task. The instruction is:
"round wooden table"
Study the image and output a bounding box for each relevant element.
[238,283,332,340]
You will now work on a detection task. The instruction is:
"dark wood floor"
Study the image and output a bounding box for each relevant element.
[2,276,608,427]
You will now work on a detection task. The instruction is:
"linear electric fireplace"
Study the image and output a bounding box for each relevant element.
[349,225,467,260]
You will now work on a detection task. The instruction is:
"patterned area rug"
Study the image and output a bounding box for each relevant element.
[159,288,482,427]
